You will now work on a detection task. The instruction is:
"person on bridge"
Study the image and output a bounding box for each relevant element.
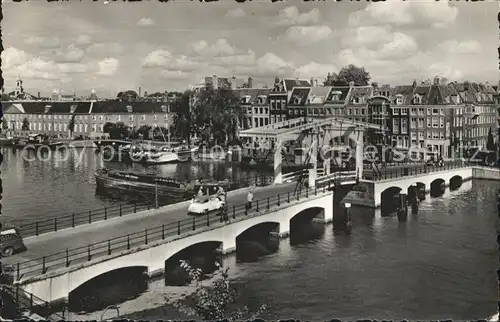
[217,186,226,201]
[246,188,254,210]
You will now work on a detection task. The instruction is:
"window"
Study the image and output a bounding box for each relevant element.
[117,115,121,121]
[411,108,417,115]
[393,108,400,115]
[418,118,424,128]
[153,115,157,121]
[427,131,431,139]
[433,132,439,139]
[427,108,431,115]
[432,117,439,128]
[418,108,425,115]
[439,118,444,128]
[413,95,421,104]
[411,131,417,139]
[396,95,403,105]
[432,108,438,114]
[401,119,408,134]
[439,132,444,139]
[99,115,103,121]
[440,108,445,115]
[393,119,399,134]
[411,118,417,128]
[129,115,134,121]
[418,132,424,140]
[427,118,431,127]
[401,108,408,115]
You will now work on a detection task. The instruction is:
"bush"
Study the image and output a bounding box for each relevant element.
[166,260,267,320]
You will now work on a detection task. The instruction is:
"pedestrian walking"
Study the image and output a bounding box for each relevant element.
[246,187,254,210]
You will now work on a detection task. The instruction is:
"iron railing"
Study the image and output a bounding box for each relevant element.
[13,185,330,281]
[0,284,66,321]
[362,160,471,181]
[17,174,274,238]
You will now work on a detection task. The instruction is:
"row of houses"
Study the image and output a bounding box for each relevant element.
[233,77,499,158]
[3,100,174,138]
[2,76,499,157]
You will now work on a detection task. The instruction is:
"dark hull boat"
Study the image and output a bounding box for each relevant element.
[94,139,132,150]
[94,168,231,201]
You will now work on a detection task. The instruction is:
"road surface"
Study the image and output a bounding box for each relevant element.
[4,181,301,270]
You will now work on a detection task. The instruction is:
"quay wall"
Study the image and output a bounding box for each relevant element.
[472,167,500,181]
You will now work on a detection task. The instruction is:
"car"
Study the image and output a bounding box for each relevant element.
[0,227,26,257]
[187,195,226,216]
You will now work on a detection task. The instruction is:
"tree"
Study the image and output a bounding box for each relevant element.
[165,260,266,320]
[21,117,29,131]
[487,127,495,151]
[68,115,76,138]
[172,90,194,145]
[324,64,371,86]
[103,122,129,139]
[192,86,243,146]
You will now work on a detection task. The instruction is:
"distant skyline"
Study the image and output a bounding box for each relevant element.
[1,0,498,98]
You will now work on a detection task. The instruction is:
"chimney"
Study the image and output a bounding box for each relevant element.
[310,77,314,87]
[248,77,253,89]
[315,79,318,87]
[139,86,141,97]
[38,92,40,98]
[349,81,355,88]
[412,80,417,88]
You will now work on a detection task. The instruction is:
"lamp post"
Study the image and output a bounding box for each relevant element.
[344,202,352,235]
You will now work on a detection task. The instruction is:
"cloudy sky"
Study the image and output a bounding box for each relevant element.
[2,0,497,98]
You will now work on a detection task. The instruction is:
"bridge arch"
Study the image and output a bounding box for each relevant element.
[164,241,223,286]
[449,175,463,191]
[380,186,402,214]
[235,222,280,261]
[67,265,149,301]
[430,178,446,197]
[407,182,426,201]
[289,206,327,224]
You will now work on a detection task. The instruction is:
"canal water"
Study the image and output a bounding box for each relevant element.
[1,147,498,320]
[0,147,265,227]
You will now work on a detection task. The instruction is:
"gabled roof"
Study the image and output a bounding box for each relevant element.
[412,85,431,104]
[346,86,373,105]
[325,86,351,104]
[288,87,311,106]
[283,79,311,92]
[392,85,414,105]
[234,88,271,105]
[307,86,332,104]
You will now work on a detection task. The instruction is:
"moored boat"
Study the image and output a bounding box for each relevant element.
[13,134,66,150]
[129,141,196,165]
[94,168,230,200]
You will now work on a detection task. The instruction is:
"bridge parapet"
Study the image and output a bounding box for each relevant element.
[12,185,332,288]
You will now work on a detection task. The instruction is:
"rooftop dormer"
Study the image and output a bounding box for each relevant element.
[126,105,133,113]
[160,105,168,113]
[241,95,252,104]
[44,104,52,114]
[395,94,403,105]
[413,94,421,105]
[257,95,267,105]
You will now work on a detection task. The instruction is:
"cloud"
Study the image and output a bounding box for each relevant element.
[86,42,124,57]
[439,40,482,55]
[24,36,61,49]
[55,45,85,63]
[192,38,235,57]
[2,47,95,80]
[97,58,119,76]
[284,26,333,45]
[348,1,458,29]
[295,62,338,79]
[2,47,30,70]
[226,8,246,18]
[137,17,155,27]
[212,50,256,67]
[276,6,321,26]
[254,52,295,77]
[76,35,92,47]
[160,70,191,80]
[142,49,173,68]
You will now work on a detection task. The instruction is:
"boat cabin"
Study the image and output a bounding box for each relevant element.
[27,134,45,144]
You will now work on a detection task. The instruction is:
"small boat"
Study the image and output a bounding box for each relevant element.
[94,139,132,150]
[94,168,230,200]
[130,141,195,165]
[14,134,65,150]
